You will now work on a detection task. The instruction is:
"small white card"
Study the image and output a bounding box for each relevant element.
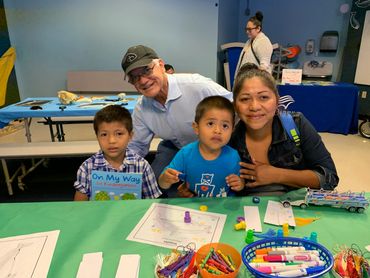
[244,206,262,232]
[282,69,302,85]
[76,252,103,278]
[115,254,140,278]
[264,200,296,227]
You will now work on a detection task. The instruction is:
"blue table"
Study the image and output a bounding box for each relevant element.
[0,96,139,141]
[278,82,359,134]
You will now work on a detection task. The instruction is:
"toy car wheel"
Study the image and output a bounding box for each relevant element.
[300,203,308,209]
[348,206,356,212]
[359,120,370,139]
[357,207,365,213]
[282,201,291,208]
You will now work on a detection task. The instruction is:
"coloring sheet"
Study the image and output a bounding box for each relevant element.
[0,230,60,278]
[264,200,296,227]
[127,203,226,250]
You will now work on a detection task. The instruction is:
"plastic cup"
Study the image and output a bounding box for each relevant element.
[195,242,242,278]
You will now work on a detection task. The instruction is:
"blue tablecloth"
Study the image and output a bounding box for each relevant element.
[0,96,139,128]
[278,82,359,134]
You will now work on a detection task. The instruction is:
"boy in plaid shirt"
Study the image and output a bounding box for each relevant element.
[74,105,161,201]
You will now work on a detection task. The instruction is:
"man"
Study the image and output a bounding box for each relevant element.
[121,45,232,196]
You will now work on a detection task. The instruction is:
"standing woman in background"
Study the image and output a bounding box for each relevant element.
[235,11,273,78]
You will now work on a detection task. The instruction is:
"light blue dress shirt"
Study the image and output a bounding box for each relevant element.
[128,73,232,157]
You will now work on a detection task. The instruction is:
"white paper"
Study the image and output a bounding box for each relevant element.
[115,254,140,278]
[244,206,262,232]
[0,230,60,278]
[127,203,227,250]
[281,69,302,85]
[76,252,103,278]
[264,200,296,227]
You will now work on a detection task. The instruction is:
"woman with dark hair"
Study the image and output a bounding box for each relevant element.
[235,11,273,77]
[229,65,339,195]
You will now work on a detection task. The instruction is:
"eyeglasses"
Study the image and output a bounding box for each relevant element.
[127,64,155,84]
[245,27,258,32]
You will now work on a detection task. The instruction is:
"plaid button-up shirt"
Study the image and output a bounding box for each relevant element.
[74,149,161,199]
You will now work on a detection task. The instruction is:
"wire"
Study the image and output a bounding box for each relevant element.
[350,12,360,30]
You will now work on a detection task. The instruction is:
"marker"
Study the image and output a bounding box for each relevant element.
[263,254,320,262]
[273,266,326,277]
[268,250,320,256]
[250,262,300,268]
[256,247,305,255]
[256,264,310,274]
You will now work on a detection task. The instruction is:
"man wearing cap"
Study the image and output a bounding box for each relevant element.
[121,45,232,196]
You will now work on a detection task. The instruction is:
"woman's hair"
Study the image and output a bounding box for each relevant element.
[194,96,235,124]
[93,105,133,134]
[248,11,264,28]
[233,63,279,100]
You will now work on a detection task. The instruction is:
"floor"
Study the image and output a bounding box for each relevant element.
[0,118,369,202]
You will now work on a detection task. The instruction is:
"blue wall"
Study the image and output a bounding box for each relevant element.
[4,0,219,99]
[4,0,358,100]
[237,0,352,81]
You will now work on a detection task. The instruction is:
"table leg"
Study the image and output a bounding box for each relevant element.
[24,118,32,142]
[1,159,14,195]
[45,117,56,142]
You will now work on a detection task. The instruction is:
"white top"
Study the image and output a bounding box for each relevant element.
[235,31,273,77]
[128,73,232,157]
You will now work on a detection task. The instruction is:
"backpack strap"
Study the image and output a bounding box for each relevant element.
[279,112,300,147]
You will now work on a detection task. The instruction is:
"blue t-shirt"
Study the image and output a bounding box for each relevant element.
[165,141,240,197]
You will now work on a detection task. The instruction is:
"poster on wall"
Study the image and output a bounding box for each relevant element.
[355,10,370,86]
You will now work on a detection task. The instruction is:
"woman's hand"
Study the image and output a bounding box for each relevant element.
[239,160,281,187]
[226,174,245,191]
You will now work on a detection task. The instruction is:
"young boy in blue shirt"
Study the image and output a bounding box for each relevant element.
[159,96,245,197]
[74,105,162,201]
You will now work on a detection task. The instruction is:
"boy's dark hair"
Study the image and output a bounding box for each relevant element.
[93,105,133,134]
[194,96,235,124]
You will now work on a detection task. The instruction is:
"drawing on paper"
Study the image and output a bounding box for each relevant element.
[126,203,226,250]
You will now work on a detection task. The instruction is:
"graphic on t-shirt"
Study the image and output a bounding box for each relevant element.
[194,173,228,197]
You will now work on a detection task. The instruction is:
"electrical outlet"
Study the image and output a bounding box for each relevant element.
[361,91,367,98]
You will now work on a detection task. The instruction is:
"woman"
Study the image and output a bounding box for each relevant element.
[235,11,273,77]
[229,64,339,195]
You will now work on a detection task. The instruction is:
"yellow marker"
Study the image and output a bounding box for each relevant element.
[234,221,246,231]
[251,257,265,263]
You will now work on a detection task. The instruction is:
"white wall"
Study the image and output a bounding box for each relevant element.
[4,0,220,99]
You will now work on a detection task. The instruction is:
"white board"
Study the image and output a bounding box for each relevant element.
[355,10,370,86]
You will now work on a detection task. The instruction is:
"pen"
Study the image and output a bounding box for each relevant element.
[273,266,326,277]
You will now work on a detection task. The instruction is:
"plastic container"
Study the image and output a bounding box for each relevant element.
[196,242,242,278]
[241,237,334,278]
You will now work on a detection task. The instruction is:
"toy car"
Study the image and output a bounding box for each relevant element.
[280,188,369,213]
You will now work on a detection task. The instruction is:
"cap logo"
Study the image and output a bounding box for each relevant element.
[125,53,137,63]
